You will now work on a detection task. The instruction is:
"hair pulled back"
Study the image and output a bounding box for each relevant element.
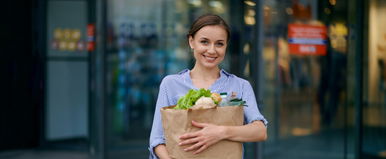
[187,14,230,42]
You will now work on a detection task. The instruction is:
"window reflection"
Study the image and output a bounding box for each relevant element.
[364,0,386,158]
[261,0,350,158]
[105,0,231,157]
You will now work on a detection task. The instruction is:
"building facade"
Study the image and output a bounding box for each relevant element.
[1,0,385,159]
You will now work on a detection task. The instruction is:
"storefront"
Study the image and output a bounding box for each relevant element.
[40,0,385,159]
[100,0,255,158]
[363,0,386,158]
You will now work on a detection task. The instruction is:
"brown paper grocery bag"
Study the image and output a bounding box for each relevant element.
[161,106,244,159]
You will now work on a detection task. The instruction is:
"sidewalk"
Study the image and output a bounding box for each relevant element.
[0,149,89,159]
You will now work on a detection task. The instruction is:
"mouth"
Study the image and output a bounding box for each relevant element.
[203,55,217,62]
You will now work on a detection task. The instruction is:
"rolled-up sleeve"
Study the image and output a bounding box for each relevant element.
[149,77,171,159]
[241,80,268,126]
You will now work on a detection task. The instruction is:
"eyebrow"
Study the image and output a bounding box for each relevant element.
[199,37,225,42]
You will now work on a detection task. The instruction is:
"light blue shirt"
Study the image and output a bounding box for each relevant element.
[148,69,268,158]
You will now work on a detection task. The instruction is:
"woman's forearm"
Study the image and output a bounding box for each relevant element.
[154,144,171,159]
[222,120,267,142]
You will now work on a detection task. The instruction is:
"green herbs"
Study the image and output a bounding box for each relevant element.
[227,98,247,106]
[175,88,212,109]
[219,92,247,107]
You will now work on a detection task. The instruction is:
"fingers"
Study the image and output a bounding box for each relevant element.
[178,121,217,155]
[183,141,203,152]
[179,131,199,140]
[182,140,209,155]
[180,121,210,139]
[191,120,208,128]
[179,136,200,146]
[193,144,208,154]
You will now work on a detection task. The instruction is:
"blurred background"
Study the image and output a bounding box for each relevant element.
[1,0,385,159]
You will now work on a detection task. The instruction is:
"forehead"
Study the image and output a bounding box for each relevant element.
[195,25,227,40]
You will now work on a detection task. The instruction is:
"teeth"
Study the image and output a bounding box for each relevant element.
[204,55,216,61]
[207,57,215,60]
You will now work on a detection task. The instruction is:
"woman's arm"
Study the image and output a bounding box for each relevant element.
[154,144,171,159]
[149,76,173,158]
[179,120,267,154]
[223,120,267,142]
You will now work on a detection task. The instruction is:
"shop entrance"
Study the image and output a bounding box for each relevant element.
[258,0,354,158]
[44,0,89,150]
[362,0,386,158]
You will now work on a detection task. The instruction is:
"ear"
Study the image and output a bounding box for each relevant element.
[188,36,194,50]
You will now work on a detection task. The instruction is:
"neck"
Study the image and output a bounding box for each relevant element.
[190,65,220,81]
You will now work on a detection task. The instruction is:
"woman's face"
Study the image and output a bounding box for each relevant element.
[189,25,228,69]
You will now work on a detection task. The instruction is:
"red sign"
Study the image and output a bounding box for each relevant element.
[87,24,96,52]
[288,24,327,56]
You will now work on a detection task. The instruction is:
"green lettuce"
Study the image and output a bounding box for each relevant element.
[174,88,212,109]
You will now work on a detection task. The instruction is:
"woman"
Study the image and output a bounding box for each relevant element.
[149,14,268,159]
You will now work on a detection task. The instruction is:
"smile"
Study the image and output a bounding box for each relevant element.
[203,55,217,61]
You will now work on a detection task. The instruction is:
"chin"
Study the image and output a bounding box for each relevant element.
[201,62,220,69]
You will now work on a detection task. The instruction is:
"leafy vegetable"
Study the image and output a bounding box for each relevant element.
[175,89,212,109]
[228,98,247,106]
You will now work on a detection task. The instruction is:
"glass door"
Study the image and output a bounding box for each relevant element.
[104,0,260,158]
[362,0,386,158]
[104,0,212,158]
[260,0,353,158]
[44,0,89,149]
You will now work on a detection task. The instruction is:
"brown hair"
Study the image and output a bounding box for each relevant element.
[187,14,230,42]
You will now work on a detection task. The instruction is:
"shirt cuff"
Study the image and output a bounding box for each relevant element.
[247,116,268,127]
[148,137,165,159]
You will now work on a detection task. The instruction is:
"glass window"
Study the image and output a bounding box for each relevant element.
[105,0,242,158]
[45,0,89,148]
[260,0,352,158]
[363,0,386,158]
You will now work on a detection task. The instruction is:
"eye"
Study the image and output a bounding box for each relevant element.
[200,40,209,45]
[216,42,224,47]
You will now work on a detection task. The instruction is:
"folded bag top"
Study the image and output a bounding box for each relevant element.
[161,105,244,159]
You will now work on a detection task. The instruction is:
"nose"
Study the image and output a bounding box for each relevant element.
[207,44,216,54]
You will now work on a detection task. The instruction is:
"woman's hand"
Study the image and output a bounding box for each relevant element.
[178,121,226,154]
[154,144,172,159]
[178,120,267,155]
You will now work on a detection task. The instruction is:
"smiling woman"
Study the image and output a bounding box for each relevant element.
[189,24,228,89]
[149,14,268,159]
[187,14,230,89]
[189,25,227,73]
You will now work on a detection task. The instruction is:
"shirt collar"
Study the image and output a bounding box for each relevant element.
[179,68,231,78]
[178,69,189,75]
[178,69,232,78]
[180,68,230,91]
[220,69,232,77]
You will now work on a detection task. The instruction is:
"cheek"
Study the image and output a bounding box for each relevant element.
[193,46,206,55]
[193,51,202,60]
[218,48,227,56]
